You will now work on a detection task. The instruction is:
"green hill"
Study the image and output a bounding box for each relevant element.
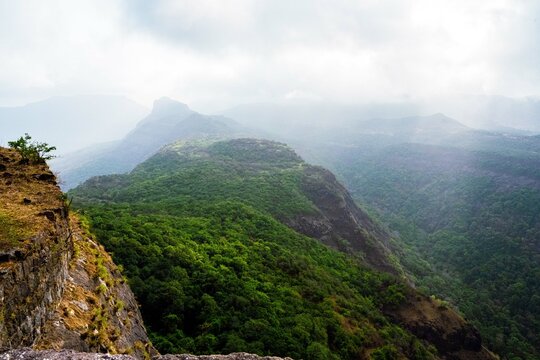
[70,138,495,359]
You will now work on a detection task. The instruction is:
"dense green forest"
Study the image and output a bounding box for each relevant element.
[71,139,438,359]
[80,202,431,359]
[325,143,540,360]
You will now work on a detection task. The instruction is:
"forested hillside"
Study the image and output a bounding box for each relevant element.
[324,142,540,360]
[70,139,494,359]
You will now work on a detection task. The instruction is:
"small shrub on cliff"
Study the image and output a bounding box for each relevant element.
[8,133,56,164]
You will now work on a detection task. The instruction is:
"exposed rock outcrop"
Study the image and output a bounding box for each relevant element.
[284,165,399,275]
[159,353,291,360]
[0,148,153,358]
[0,349,291,360]
[1,143,498,360]
[383,292,497,360]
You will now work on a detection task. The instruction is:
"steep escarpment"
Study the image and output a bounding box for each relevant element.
[74,138,398,275]
[284,165,398,275]
[329,142,540,359]
[384,290,496,360]
[0,147,153,357]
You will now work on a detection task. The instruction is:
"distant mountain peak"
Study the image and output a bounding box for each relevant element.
[150,97,191,117]
[430,112,453,120]
[426,112,467,125]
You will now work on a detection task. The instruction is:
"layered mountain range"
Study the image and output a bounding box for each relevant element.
[5,95,539,359]
[52,97,257,190]
[43,96,540,358]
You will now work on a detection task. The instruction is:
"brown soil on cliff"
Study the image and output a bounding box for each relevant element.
[0,148,63,252]
[0,147,154,359]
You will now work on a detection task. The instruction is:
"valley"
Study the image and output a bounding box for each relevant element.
[2,97,539,360]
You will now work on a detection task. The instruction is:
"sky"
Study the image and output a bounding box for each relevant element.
[0,0,539,112]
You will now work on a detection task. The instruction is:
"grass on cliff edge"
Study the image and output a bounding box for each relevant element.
[0,211,30,251]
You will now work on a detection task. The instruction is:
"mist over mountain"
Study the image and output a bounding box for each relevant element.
[52,97,259,189]
[222,101,540,359]
[4,92,539,358]
[225,95,540,136]
[3,1,540,359]
[331,142,540,359]
[424,95,540,134]
[0,95,148,153]
[225,104,540,170]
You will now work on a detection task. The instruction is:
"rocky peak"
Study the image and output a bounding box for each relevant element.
[148,98,192,120]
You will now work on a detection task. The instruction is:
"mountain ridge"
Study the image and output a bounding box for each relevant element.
[53,99,257,190]
[70,138,496,360]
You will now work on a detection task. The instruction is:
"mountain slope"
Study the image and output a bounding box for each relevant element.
[70,138,495,360]
[0,147,154,358]
[329,142,540,360]
[222,105,540,359]
[53,98,254,190]
[73,138,398,275]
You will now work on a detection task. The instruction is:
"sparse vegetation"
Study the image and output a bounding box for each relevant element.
[8,133,56,163]
[0,211,29,250]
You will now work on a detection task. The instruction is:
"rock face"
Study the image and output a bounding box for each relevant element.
[0,144,498,360]
[159,354,291,360]
[284,165,399,275]
[383,292,497,360]
[0,348,132,360]
[0,148,153,358]
[0,349,291,360]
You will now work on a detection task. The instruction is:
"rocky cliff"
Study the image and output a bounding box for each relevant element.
[282,166,497,359]
[284,165,399,275]
[0,349,290,360]
[0,148,153,358]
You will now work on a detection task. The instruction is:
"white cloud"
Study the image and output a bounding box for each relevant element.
[0,0,539,110]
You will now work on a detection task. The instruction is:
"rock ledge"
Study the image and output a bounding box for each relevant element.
[0,350,291,360]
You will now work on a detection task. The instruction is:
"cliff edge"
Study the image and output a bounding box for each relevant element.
[0,147,154,358]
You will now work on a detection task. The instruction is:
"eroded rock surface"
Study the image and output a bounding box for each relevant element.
[0,350,291,360]
[0,148,153,358]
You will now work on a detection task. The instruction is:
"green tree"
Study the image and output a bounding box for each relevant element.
[8,133,56,163]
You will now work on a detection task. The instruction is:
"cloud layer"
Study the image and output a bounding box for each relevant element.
[1,0,539,110]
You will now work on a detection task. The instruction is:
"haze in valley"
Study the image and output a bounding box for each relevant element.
[1,0,540,153]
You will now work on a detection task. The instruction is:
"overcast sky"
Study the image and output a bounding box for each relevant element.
[1,0,539,111]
